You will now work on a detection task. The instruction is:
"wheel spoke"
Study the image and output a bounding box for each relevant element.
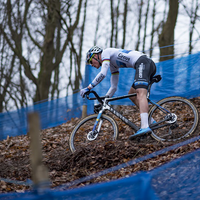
[69,114,118,152]
[149,97,198,142]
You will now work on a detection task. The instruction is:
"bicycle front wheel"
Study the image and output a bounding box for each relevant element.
[149,96,199,142]
[69,114,119,153]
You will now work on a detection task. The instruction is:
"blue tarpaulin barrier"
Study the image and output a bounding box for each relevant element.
[0,52,200,140]
[0,52,200,200]
[2,148,200,199]
[0,93,83,140]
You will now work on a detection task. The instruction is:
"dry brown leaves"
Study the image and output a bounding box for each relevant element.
[0,98,200,193]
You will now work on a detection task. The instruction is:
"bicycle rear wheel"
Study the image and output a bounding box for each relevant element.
[149,96,199,142]
[69,114,119,153]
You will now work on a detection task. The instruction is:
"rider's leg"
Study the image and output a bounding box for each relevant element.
[128,87,138,107]
[129,56,157,139]
[129,87,149,128]
[129,87,156,126]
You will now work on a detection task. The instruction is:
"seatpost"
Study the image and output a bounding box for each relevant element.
[147,84,152,98]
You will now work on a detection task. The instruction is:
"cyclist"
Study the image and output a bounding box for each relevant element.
[80,46,156,138]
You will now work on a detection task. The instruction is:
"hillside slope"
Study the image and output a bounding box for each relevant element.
[0,98,200,193]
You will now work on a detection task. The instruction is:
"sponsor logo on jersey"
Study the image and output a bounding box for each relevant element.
[117,53,130,62]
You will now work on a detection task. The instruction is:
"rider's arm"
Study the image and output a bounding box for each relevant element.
[88,60,110,89]
[106,71,119,97]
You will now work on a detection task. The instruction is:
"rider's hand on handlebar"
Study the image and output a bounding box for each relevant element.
[80,87,90,98]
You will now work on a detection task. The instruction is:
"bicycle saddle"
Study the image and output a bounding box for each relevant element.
[152,75,162,83]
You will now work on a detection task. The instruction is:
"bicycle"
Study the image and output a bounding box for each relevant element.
[69,75,199,153]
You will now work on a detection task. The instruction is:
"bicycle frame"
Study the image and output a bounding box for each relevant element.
[101,94,140,131]
[87,91,174,133]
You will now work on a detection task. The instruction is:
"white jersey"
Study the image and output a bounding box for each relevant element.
[89,48,145,97]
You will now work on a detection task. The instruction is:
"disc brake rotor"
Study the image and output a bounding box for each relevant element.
[165,113,177,124]
[87,130,98,141]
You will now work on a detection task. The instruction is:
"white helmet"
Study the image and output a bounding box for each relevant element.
[86,46,103,65]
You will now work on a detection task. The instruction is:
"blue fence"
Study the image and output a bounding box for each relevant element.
[0,52,200,199]
[151,148,200,199]
[0,52,200,141]
[1,137,200,199]
[0,93,84,140]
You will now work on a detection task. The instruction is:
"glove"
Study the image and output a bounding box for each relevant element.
[80,87,90,98]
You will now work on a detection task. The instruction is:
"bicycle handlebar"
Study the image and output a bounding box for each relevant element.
[85,90,137,103]
[85,90,107,104]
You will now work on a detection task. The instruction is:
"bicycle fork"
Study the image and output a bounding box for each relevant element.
[87,109,104,141]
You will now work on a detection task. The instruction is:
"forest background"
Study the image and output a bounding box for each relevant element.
[0,0,200,112]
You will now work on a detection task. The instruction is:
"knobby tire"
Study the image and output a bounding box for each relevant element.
[69,114,119,153]
[148,96,199,142]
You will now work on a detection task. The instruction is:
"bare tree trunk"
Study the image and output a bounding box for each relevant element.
[135,0,143,51]
[149,0,156,57]
[122,0,128,49]
[110,0,114,47]
[75,0,87,91]
[19,64,27,107]
[110,0,122,48]
[115,0,120,47]
[181,0,199,54]
[94,2,101,45]
[1,0,83,104]
[66,0,87,94]
[51,1,61,100]
[51,68,59,100]
[36,0,60,101]
[142,0,150,52]
[0,53,15,112]
[159,0,179,61]
[189,0,199,54]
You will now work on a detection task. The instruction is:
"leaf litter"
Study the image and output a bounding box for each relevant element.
[0,97,200,193]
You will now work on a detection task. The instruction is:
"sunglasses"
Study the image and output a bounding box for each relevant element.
[89,55,99,65]
[88,54,94,64]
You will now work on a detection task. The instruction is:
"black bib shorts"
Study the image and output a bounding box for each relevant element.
[132,55,156,89]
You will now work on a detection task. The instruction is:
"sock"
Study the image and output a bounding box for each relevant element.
[140,113,149,129]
